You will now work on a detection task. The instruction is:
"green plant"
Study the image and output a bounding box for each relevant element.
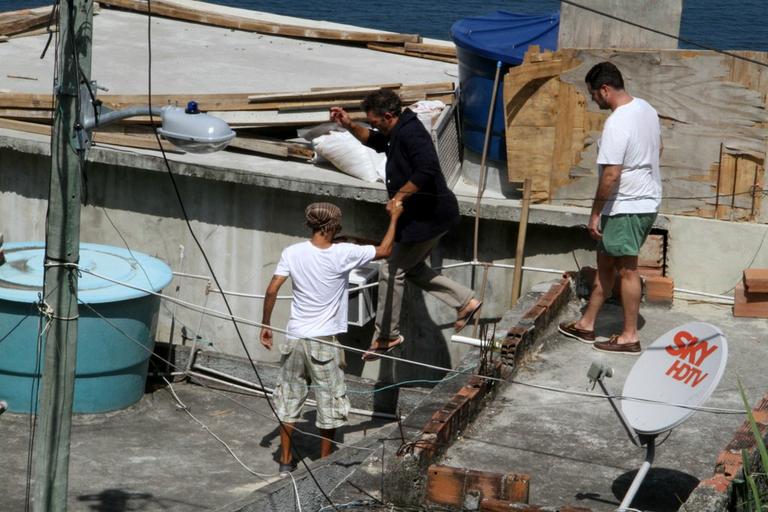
[734,379,768,511]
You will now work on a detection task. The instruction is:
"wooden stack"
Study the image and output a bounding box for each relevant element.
[97,0,457,63]
[0,6,58,42]
[0,82,455,159]
[734,269,768,318]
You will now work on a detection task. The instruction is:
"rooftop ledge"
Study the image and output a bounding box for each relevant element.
[0,128,673,230]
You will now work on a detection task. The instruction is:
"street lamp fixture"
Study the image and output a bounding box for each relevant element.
[81,93,236,154]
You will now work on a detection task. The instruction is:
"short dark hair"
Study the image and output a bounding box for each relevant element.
[585,62,624,91]
[361,89,402,117]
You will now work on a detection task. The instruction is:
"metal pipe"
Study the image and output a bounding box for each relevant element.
[673,287,734,302]
[618,436,656,512]
[83,105,162,130]
[191,365,400,420]
[472,60,504,263]
[172,271,213,281]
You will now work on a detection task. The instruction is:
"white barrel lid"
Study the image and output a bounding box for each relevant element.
[0,242,173,304]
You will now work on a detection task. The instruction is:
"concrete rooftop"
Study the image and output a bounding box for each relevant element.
[442,300,768,511]
[0,376,395,511]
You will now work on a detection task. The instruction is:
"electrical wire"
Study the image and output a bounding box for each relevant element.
[143,1,338,508]
[559,0,768,69]
[77,299,379,452]
[56,261,748,416]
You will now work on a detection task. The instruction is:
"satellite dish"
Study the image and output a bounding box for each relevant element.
[621,321,728,435]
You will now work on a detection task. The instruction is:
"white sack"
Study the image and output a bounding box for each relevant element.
[312,130,386,183]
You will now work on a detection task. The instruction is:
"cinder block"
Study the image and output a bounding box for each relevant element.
[744,268,768,293]
[734,283,768,318]
[644,276,674,303]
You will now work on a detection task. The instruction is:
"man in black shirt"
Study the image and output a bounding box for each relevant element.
[331,89,481,360]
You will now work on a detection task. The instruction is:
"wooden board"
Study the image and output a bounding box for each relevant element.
[227,136,314,160]
[0,117,182,153]
[99,0,420,43]
[0,7,51,37]
[503,47,768,222]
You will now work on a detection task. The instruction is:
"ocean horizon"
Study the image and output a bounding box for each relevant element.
[4,0,768,51]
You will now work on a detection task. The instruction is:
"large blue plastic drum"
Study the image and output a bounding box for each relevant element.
[0,242,172,413]
[450,11,559,161]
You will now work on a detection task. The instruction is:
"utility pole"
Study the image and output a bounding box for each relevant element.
[32,0,93,510]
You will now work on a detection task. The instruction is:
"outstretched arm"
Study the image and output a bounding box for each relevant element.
[260,274,288,350]
[374,203,404,260]
[330,107,370,144]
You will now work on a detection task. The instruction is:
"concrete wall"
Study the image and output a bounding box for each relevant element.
[0,143,595,384]
[3,138,763,382]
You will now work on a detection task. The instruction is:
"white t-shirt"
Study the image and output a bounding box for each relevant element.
[275,241,376,340]
[597,97,662,216]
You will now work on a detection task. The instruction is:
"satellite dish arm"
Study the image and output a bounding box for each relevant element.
[595,377,642,446]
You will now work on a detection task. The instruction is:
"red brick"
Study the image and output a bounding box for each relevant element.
[465,468,504,502]
[502,473,530,503]
[734,282,768,318]
[744,268,768,293]
[426,465,466,507]
[638,266,664,279]
[700,474,731,494]
[644,276,674,303]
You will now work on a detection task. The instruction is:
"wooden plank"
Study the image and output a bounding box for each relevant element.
[310,83,401,92]
[404,42,456,58]
[0,117,183,152]
[366,43,457,63]
[0,109,52,121]
[249,85,399,104]
[0,117,50,136]
[0,9,51,37]
[98,0,420,43]
[227,136,314,160]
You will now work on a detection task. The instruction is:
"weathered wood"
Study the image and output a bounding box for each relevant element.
[404,42,457,58]
[367,43,458,63]
[503,47,768,222]
[0,117,183,152]
[248,85,399,103]
[98,0,420,43]
[227,136,314,160]
[558,0,682,50]
[0,8,51,37]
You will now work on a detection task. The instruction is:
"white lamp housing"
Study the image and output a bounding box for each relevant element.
[156,102,236,153]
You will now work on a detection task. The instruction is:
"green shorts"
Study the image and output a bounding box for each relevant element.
[598,213,657,257]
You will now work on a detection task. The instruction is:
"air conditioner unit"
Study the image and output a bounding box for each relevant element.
[347,262,379,327]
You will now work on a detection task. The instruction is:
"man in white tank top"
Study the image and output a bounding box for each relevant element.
[559,62,662,356]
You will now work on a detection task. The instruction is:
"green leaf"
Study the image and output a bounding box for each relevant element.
[738,378,768,475]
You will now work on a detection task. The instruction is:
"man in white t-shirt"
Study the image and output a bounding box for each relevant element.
[559,62,662,356]
[260,201,402,475]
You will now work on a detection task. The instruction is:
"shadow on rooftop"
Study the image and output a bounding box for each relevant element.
[77,489,206,511]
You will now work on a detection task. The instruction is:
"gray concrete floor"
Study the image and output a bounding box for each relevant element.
[443,300,768,511]
[0,380,392,511]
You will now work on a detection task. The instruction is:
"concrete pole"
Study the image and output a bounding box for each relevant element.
[32,0,93,510]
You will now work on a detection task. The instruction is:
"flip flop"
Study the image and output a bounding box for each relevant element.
[454,300,483,333]
[361,335,404,362]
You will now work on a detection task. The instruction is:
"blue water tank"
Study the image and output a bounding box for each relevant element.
[451,11,559,161]
[0,242,173,413]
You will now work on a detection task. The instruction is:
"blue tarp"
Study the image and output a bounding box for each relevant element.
[450,11,560,66]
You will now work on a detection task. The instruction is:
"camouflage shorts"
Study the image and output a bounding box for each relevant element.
[273,336,350,430]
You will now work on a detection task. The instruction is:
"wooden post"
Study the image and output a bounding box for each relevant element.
[510,179,532,307]
[32,1,93,510]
